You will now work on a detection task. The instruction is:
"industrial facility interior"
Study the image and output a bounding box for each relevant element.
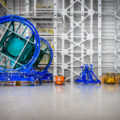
[0,0,120,120]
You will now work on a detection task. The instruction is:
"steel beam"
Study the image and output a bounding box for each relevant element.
[98,0,102,77]
[54,0,57,78]
[90,0,94,64]
[70,0,74,82]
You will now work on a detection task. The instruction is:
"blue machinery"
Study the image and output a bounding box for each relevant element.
[0,15,53,84]
[0,16,101,85]
[75,64,101,84]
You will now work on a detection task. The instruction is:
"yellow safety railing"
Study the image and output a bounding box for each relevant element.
[36,4,54,9]
[0,0,7,7]
[40,43,54,64]
[40,55,48,64]
[37,28,54,34]
[50,43,54,49]
[50,43,54,63]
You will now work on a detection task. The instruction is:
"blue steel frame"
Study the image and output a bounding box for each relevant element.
[75,64,101,84]
[0,15,41,72]
[39,37,53,75]
[0,15,53,84]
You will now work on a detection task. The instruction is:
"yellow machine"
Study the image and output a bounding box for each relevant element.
[107,78,115,84]
[101,73,120,84]
[106,73,115,84]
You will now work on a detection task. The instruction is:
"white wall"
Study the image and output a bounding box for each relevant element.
[4,0,117,81]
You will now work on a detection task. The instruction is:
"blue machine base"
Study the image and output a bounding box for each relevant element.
[0,70,53,85]
[75,79,101,84]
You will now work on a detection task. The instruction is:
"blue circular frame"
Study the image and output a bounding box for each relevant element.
[39,37,53,75]
[0,15,41,72]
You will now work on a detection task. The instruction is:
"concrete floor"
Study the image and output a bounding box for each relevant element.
[0,84,120,120]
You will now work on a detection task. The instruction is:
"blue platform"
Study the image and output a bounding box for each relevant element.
[75,64,101,84]
[0,70,53,85]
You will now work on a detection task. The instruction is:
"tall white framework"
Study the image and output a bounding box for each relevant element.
[0,0,117,81]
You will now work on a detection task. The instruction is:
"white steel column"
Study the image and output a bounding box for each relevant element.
[115,0,120,73]
[98,0,102,77]
[54,0,57,78]
[6,0,13,14]
[70,0,74,82]
[90,0,94,64]
[34,0,36,17]
[114,0,116,73]
[62,0,65,76]
[81,0,85,65]
[26,0,29,16]
[26,0,30,37]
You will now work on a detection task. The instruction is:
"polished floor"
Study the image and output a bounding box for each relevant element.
[0,83,120,120]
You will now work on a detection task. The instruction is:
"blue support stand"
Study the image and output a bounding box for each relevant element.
[75,64,101,84]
